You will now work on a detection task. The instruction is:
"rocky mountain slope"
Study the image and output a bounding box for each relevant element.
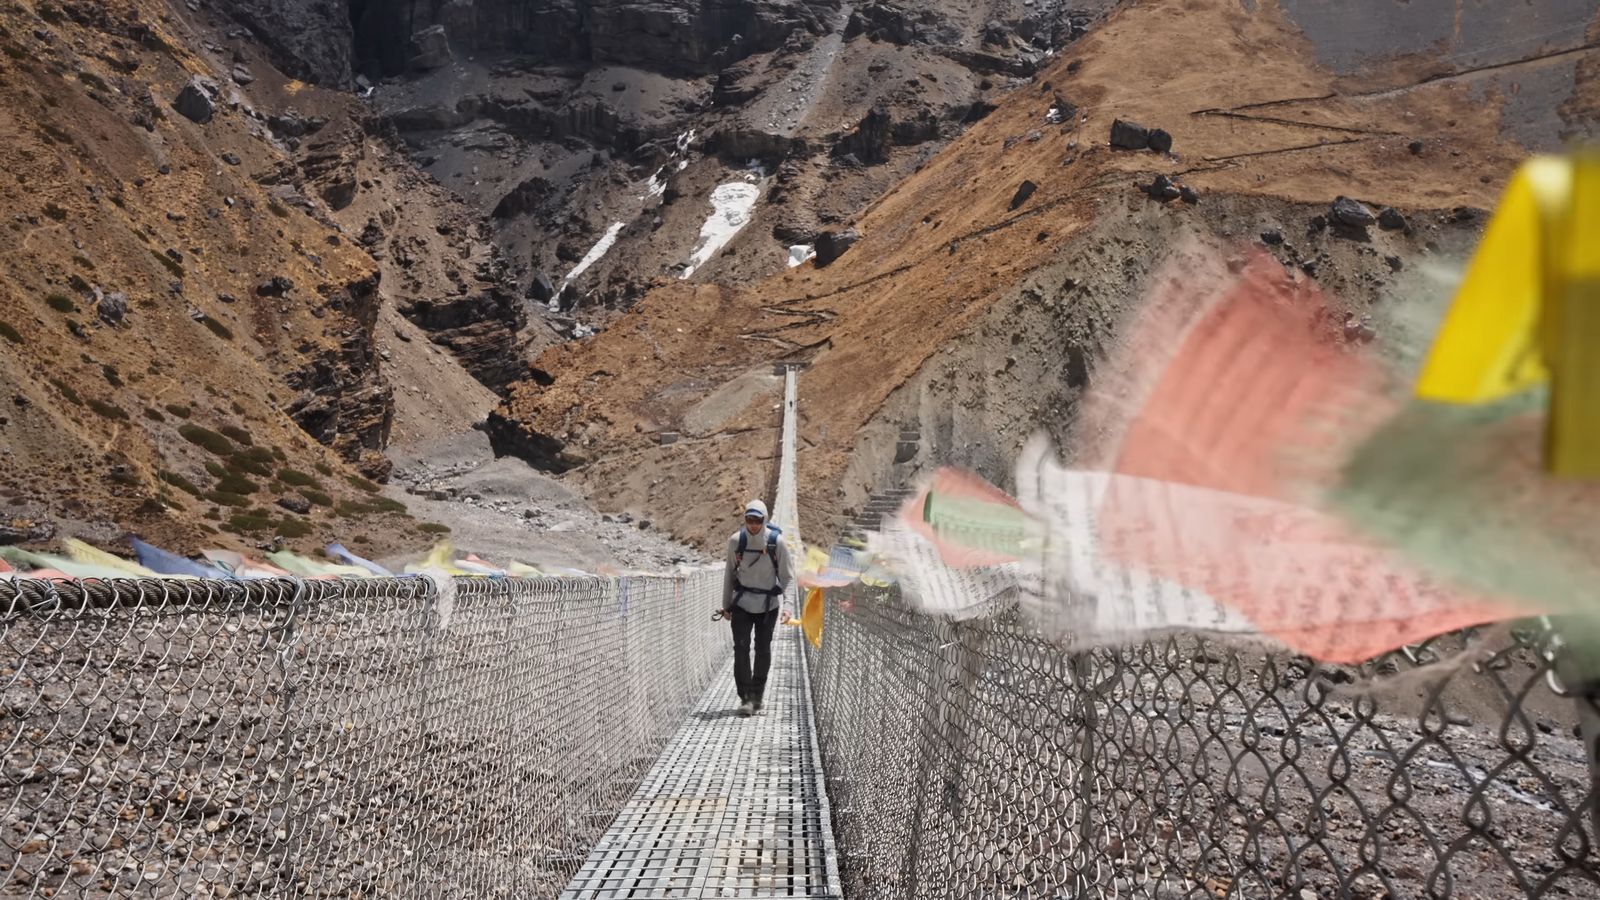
[0,0,1111,557]
[0,0,550,557]
[212,0,1112,335]
[2,0,1595,560]
[494,0,1600,548]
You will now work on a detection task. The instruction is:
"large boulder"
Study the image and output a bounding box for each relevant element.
[1331,196,1378,228]
[1109,118,1150,150]
[172,78,214,125]
[1010,180,1038,210]
[529,272,557,304]
[408,25,453,71]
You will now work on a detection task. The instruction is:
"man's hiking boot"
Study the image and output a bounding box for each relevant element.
[738,699,756,717]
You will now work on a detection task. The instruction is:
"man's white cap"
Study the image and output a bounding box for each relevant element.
[744,499,769,520]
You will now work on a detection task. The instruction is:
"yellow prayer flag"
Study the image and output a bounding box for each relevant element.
[802,587,825,648]
[1415,157,1570,404]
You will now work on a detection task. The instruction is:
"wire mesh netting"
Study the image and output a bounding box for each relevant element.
[806,585,1600,899]
[1,571,725,898]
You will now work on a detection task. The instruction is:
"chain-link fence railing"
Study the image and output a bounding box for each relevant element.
[2,571,725,898]
[807,585,1600,899]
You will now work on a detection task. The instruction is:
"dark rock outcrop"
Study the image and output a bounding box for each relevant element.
[833,105,892,165]
[815,228,861,266]
[891,109,942,145]
[397,289,530,394]
[298,127,366,212]
[485,409,577,473]
[346,0,834,79]
[846,3,960,45]
[282,274,395,481]
[708,128,810,165]
[211,0,356,87]
[493,176,555,219]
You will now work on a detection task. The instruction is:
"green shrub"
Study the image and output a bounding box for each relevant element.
[164,403,191,418]
[0,321,22,344]
[158,470,201,496]
[219,424,253,446]
[203,460,227,478]
[71,255,94,271]
[214,473,258,495]
[314,461,333,476]
[347,474,380,494]
[67,275,91,293]
[300,489,333,507]
[178,424,233,455]
[87,398,127,420]
[205,491,251,508]
[45,293,75,313]
[101,365,121,387]
[143,407,164,422]
[43,203,67,222]
[77,71,108,92]
[367,496,407,514]
[279,469,321,488]
[418,523,451,535]
[224,512,274,534]
[267,200,290,219]
[229,447,275,477]
[276,517,313,538]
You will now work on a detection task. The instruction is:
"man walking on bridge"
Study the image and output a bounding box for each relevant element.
[723,499,792,717]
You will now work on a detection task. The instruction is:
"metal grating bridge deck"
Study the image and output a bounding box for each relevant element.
[562,630,842,899]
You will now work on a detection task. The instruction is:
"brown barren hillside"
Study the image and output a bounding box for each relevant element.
[497,0,1597,549]
[0,0,515,556]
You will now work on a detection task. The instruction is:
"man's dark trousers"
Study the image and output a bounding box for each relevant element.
[730,606,781,701]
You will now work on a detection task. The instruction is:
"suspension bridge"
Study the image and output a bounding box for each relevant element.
[2,368,1597,899]
[561,367,843,900]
